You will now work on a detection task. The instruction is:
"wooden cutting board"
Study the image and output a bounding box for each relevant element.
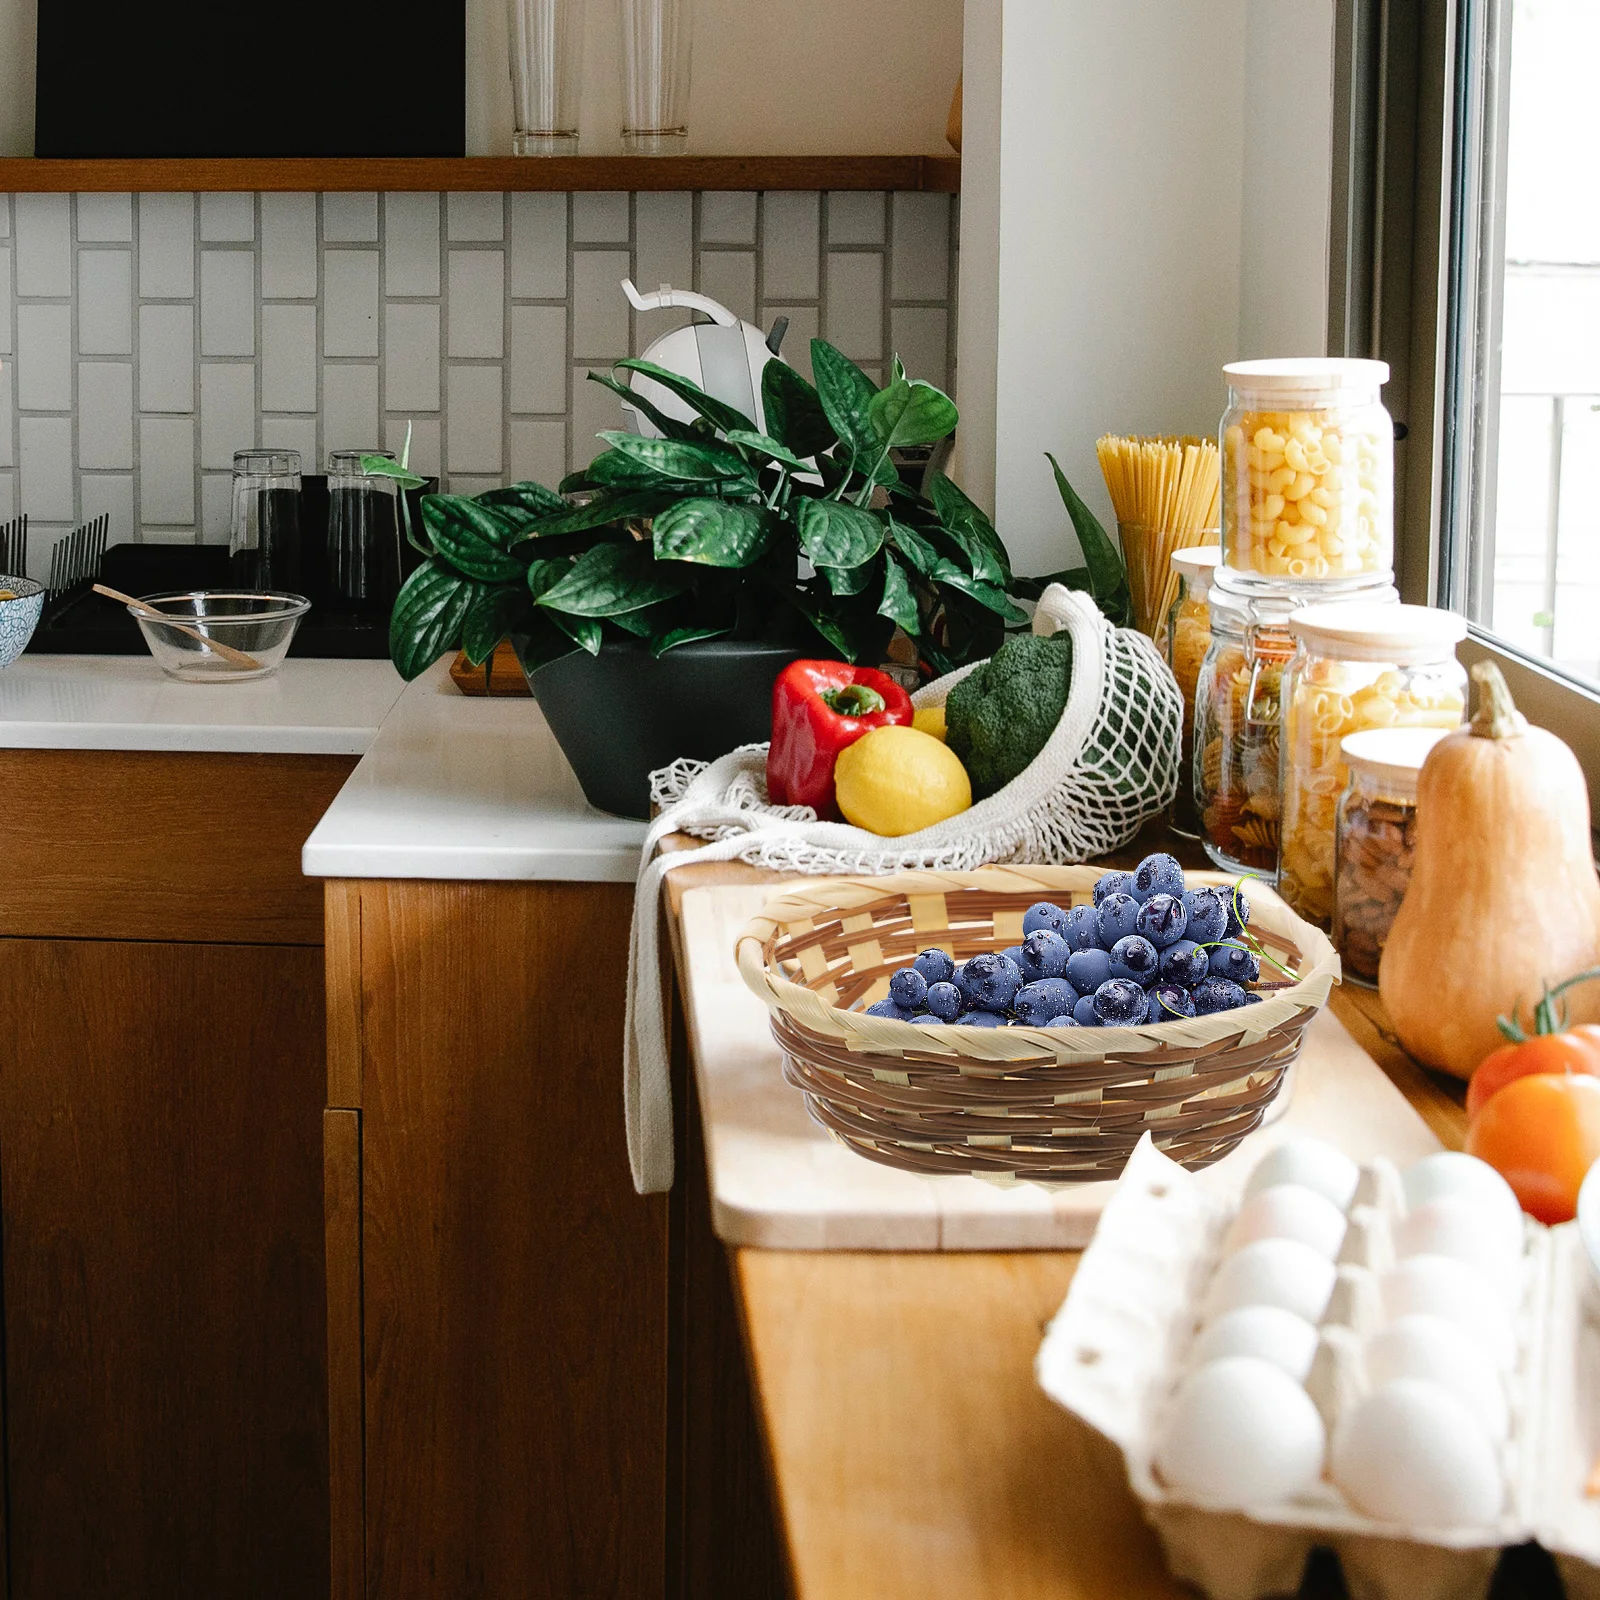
[679,882,1443,1251]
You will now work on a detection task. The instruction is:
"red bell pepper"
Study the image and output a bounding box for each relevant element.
[767,660,915,818]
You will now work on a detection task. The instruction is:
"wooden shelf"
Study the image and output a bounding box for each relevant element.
[0,154,960,193]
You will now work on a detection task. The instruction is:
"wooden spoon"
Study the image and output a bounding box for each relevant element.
[94,583,264,672]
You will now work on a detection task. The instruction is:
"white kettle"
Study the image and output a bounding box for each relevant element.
[620,278,791,437]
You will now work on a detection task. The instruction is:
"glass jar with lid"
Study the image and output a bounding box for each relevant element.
[1220,358,1394,589]
[1278,604,1467,929]
[1166,545,1220,837]
[1334,727,1453,986]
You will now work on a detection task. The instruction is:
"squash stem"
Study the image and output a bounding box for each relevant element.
[1469,661,1527,740]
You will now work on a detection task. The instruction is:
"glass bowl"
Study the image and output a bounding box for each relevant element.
[0,576,45,670]
[129,591,311,681]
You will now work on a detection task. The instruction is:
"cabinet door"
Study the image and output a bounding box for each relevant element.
[0,938,329,1600]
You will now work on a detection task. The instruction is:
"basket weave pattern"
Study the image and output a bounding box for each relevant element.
[736,866,1340,1182]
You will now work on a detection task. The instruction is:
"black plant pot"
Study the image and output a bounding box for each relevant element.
[520,638,801,819]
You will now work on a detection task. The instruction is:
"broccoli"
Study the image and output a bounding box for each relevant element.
[944,632,1074,799]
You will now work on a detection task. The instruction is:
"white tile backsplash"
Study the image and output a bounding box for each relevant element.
[16,303,72,410]
[323,251,380,357]
[78,362,134,469]
[14,194,72,296]
[447,251,505,358]
[200,471,232,543]
[138,194,195,298]
[77,251,133,355]
[385,192,441,297]
[200,250,255,357]
[7,187,951,532]
[0,474,13,524]
[77,192,133,244]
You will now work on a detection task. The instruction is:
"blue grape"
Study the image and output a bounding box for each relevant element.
[1192,977,1249,1015]
[1135,893,1188,949]
[1044,1014,1081,1028]
[1066,947,1112,994]
[1093,977,1147,1025]
[1132,852,1185,902]
[866,999,911,1019]
[909,1013,946,1025]
[960,952,1023,1012]
[1243,992,1264,1006]
[912,948,956,985]
[889,968,927,1010]
[1093,871,1136,906]
[1181,887,1228,945]
[925,981,963,1022]
[1018,928,1070,980]
[1072,994,1101,1026]
[1021,901,1071,937]
[1061,904,1101,951]
[1096,892,1142,946]
[1147,981,1197,1021]
[1160,938,1210,987]
[1109,934,1159,984]
[962,1009,1008,1028]
[1013,977,1080,1025]
[1002,944,1030,973]
[1208,943,1261,985]
[1221,884,1253,941]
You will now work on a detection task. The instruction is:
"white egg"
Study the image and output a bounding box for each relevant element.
[1205,1237,1338,1324]
[1156,1356,1326,1508]
[1403,1152,1524,1245]
[1245,1138,1361,1212]
[1191,1305,1319,1381]
[1331,1379,1504,1527]
[1365,1314,1509,1445]
[1380,1254,1515,1371]
[1225,1184,1348,1259]
[1395,1195,1524,1290]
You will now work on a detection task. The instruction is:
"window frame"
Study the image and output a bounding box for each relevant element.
[1330,0,1600,805]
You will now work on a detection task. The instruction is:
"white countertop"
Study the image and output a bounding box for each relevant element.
[302,658,648,882]
[0,655,406,754]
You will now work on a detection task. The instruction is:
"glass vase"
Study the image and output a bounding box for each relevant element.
[509,0,586,155]
[619,0,692,155]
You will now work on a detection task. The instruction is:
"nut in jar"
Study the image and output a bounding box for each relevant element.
[1221,359,1394,585]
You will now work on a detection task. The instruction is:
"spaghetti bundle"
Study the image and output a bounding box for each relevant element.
[1096,433,1220,639]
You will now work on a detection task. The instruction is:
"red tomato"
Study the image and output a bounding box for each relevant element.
[1465,1073,1600,1224]
[1466,1031,1600,1118]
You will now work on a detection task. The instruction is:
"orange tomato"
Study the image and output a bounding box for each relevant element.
[1465,1030,1600,1118]
[1465,1072,1600,1223]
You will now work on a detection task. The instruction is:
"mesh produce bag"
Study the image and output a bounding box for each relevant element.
[624,583,1185,1192]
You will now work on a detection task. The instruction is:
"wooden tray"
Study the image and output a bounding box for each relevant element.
[679,882,1443,1251]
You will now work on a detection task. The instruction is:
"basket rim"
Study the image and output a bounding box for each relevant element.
[734,865,1341,1066]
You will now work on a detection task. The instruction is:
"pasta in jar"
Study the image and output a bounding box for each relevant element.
[1277,605,1468,929]
[1166,546,1218,837]
[1220,359,1393,585]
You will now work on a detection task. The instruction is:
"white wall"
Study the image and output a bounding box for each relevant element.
[955,0,1334,578]
[0,0,961,157]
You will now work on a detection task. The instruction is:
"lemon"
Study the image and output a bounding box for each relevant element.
[912,705,947,743]
[835,725,972,836]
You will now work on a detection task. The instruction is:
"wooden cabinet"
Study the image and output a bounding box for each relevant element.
[0,748,355,1600]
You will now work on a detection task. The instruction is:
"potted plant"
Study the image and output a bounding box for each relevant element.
[384,340,1131,817]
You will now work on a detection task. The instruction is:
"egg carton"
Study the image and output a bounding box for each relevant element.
[1035,1135,1600,1600]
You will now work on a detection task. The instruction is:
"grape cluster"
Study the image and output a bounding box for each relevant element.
[863,853,1266,1029]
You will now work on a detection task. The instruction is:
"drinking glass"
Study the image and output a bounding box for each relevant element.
[325,450,401,614]
[619,0,692,155]
[509,0,586,155]
[230,450,303,593]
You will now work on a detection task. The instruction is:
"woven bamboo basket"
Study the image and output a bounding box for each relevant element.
[736,865,1340,1183]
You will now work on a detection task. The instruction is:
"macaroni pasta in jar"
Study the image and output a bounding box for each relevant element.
[1278,604,1467,930]
[1220,358,1394,588]
[1166,545,1220,837]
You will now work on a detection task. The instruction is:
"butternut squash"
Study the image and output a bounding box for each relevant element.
[1379,661,1600,1078]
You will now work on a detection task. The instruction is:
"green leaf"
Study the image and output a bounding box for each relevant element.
[796,498,884,569]
[509,616,580,677]
[526,556,574,600]
[613,357,755,436]
[1046,451,1133,628]
[358,454,427,492]
[760,361,837,459]
[474,481,566,519]
[389,560,481,680]
[596,430,756,486]
[552,612,603,654]
[819,560,877,597]
[585,369,698,441]
[868,377,959,450]
[527,490,677,537]
[924,470,1011,586]
[582,449,670,489]
[932,562,1030,624]
[461,585,530,666]
[879,555,921,634]
[652,621,731,657]
[536,540,686,617]
[420,495,526,582]
[809,339,880,461]
[651,499,772,567]
[887,518,941,578]
[722,429,809,471]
